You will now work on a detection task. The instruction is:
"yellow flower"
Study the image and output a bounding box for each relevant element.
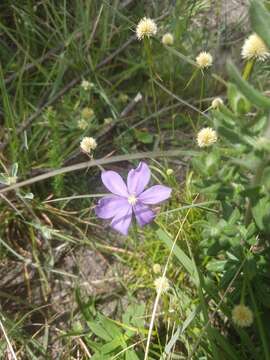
[154,276,170,294]
[80,137,97,153]
[241,33,270,61]
[162,33,174,46]
[152,264,161,274]
[232,304,253,328]
[211,97,223,109]
[81,107,94,120]
[196,51,213,69]
[197,127,217,147]
[136,17,157,40]
[77,119,88,130]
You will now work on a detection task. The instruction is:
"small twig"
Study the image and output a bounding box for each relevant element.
[153,79,210,119]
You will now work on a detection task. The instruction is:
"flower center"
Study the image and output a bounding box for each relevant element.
[128,194,137,205]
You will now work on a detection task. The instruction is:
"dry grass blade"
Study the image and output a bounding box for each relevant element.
[0,149,196,194]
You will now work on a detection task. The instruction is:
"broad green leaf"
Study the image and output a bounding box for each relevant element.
[252,197,270,233]
[100,336,126,354]
[206,260,227,272]
[125,349,140,360]
[87,321,112,341]
[250,0,270,49]
[227,61,270,110]
[217,125,243,144]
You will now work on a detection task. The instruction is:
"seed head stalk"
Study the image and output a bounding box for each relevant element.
[197,70,206,127]
[242,59,255,80]
[144,38,161,138]
[184,67,199,90]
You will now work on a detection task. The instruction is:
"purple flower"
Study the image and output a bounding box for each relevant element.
[95,162,172,235]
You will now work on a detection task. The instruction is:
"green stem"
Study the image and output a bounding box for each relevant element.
[242,59,255,80]
[240,278,246,304]
[199,71,205,113]
[144,39,160,137]
[248,283,270,360]
[184,68,199,89]
[132,221,139,247]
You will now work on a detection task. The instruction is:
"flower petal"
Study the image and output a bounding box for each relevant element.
[139,185,172,204]
[127,162,151,195]
[95,196,128,219]
[101,171,128,197]
[134,202,155,227]
[110,203,132,235]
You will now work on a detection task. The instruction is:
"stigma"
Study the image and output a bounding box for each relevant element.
[128,194,137,205]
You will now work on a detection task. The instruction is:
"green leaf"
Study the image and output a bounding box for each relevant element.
[87,321,112,341]
[217,125,243,144]
[252,197,270,233]
[134,129,154,144]
[125,350,140,360]
[100,336,126,354]
[250,0,270,49]
[211,328,239,360]
[228,83,251,114]
[206,260,227,272]
[156,229,195,278]
[227,61,270,110]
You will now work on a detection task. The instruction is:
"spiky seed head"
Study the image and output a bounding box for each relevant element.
[211,97,223,109]
[232,304,253,328]
[153,263,162,274]
[241,33,270,61]
[162,33,174,46]
[81,107,94,120]
[154,276,170,294]
[197,127,217,147]
[136,17,157,40]
[196,51,213,69]
[80,137,97,153]
[77,119,88,130]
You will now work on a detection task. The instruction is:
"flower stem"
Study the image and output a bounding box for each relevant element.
[240,278,246,304]
[184,67,199,89]
[242,59,254,80]
[144,39,160,138]
[132,221,139,246]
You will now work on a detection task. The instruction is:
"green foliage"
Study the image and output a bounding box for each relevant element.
[72,289,145,359]
[1,0,270,359]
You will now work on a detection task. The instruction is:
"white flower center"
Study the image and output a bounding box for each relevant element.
[128,194,137,205]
